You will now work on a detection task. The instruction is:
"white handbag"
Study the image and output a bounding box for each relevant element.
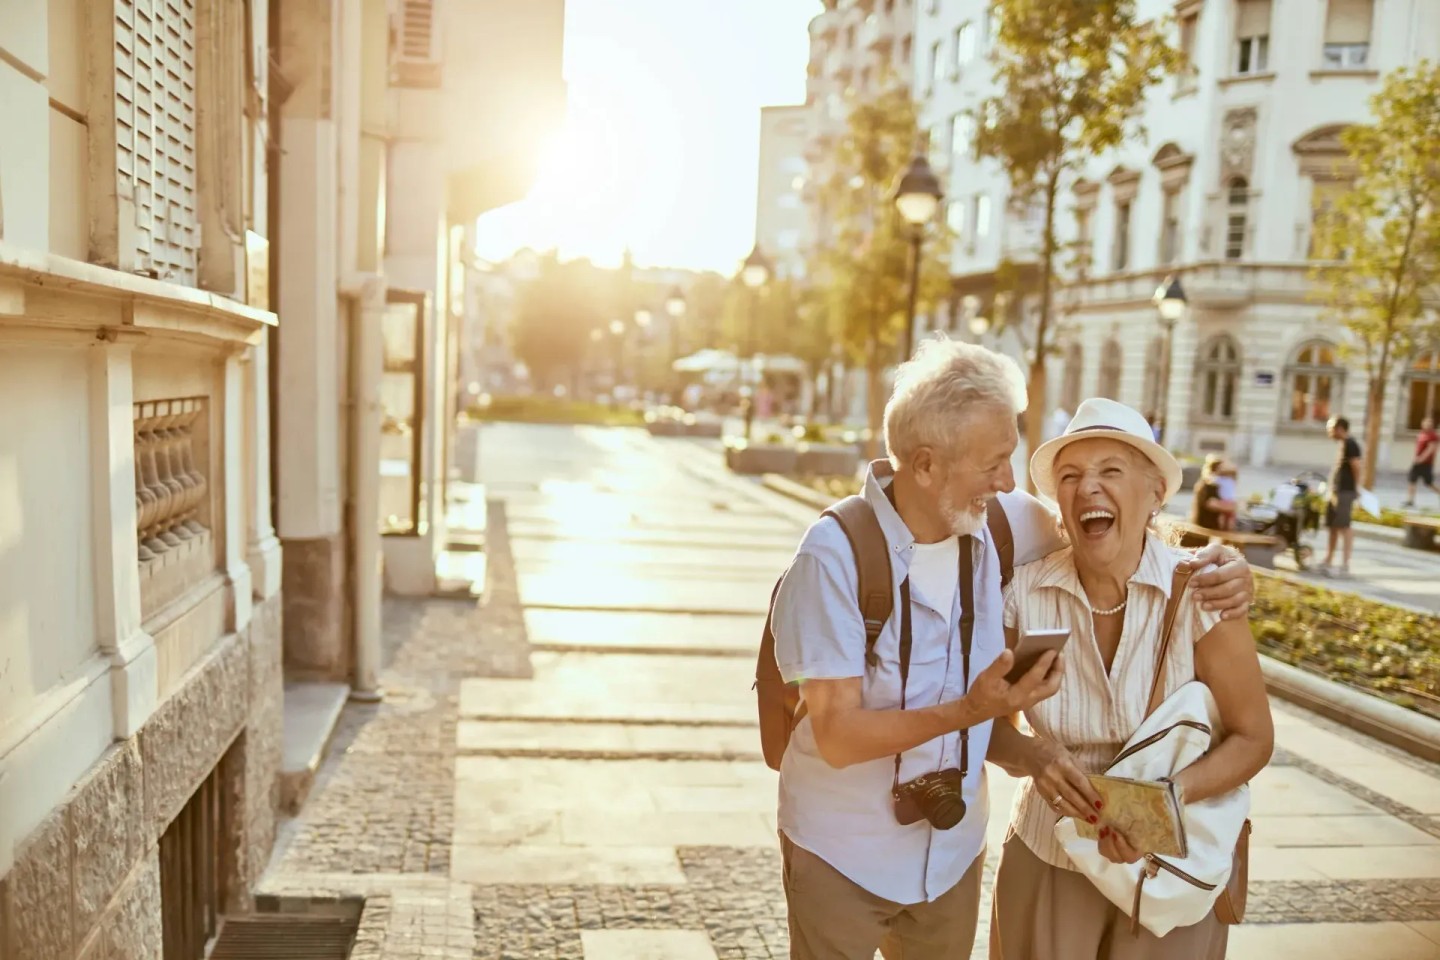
[1054,570,1251,938]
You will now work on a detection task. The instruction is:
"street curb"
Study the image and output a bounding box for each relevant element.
[1352,520,1406,547]
[1258,656,1440,764]
[760,470,1440,763]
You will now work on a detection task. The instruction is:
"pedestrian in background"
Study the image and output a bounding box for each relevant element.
[1322,417,1363,578]
[1402,415,1438,509]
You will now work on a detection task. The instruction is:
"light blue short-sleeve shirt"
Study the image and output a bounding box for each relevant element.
[772,460,1062,905]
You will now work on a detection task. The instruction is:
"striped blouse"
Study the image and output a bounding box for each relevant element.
[1001,533,1221,870]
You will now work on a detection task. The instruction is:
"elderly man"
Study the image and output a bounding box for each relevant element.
[770,339,1252,960]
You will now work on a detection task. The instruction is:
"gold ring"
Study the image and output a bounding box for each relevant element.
[1051,794,1063,808]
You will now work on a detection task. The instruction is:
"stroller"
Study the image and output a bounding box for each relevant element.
[1239,471,1326,569]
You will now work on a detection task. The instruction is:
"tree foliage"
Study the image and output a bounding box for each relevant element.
[1311,61,1440,486]
[808,81,952,453]
[511,254,613,391]
[977,0,1179,482]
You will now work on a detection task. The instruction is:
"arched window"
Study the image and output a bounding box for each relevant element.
[1141,336,1165,416]
[1225,177,1249,260]
[1061,341,1084,413]
[1195,335,1241,422]
[1097,339,1122,399]
[1285,340,1343,424]
[1405,352,1440,430]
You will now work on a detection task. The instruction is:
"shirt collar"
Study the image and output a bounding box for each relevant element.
[1030,532,1179,601]
[862,459,918,557]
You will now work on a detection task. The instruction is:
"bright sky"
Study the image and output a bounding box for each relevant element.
[472,0,821,274]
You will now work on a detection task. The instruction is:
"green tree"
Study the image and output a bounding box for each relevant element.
[977,0,1179,485]
[809,82,953,456]
[512,254,613,392]
[1311,61,1440,487]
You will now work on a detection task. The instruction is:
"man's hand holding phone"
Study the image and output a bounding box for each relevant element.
[959,640,1065,726]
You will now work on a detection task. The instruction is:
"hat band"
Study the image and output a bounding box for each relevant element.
[1065,424,1132,437]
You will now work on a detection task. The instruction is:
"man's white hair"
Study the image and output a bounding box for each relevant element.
[884,337,1028,468]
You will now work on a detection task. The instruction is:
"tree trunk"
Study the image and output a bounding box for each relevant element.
[866,342,884,461]
[1024,173,1062,494]
[1364,376,1385,490]
[1026,361,1048,484]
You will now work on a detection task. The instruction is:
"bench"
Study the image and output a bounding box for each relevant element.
[1168,521,1284,569]
[1402,516,1440,551]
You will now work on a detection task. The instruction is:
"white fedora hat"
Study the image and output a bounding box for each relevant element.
[1029,398,1184,500]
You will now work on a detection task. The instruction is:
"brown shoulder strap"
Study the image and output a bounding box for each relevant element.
[986,501,1015,588]
[1144,566,1195,719]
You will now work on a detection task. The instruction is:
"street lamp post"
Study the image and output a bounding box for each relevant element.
[609,318,626,398]
[665,287,687,404]
[1152,275,1188,445]
[893,155,944,360]
[740,244,772,441]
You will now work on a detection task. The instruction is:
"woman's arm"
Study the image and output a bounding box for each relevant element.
[1173,616,1275,804]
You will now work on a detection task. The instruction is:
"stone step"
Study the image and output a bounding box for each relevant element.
[278,681,350,815]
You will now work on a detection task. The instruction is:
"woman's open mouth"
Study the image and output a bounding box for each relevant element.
[1078,509,1116,538]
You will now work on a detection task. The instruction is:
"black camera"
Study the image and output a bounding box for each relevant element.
[892,768,967,830]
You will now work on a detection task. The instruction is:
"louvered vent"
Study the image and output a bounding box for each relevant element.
[210,916,359,960]
[393,0,442,87]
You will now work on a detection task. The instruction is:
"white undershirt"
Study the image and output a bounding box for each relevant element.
[908,536,960,623]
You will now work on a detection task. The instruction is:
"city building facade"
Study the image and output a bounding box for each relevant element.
[911,0,1440,472]
[0,0,284,956]
[755,105,812,281]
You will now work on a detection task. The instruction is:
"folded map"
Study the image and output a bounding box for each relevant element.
[1072,775,1187,858]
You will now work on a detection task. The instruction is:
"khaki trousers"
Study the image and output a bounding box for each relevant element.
[989,834,1228,960]
[780,833,983,960]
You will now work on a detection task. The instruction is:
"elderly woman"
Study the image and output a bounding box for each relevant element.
[987,399,1274,960]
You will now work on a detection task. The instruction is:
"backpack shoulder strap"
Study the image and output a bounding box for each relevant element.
[823,495,893,668]
[1144,565,1195,719]
[986,501,1015,589]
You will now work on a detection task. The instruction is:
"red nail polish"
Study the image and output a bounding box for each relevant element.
[1100,827,1109,838]
[1095,800,1104,810]
[1088,815,1098,824]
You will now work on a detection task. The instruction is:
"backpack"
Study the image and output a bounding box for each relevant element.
[755,495,1016,771]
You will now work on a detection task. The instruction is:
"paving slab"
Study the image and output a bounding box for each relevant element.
[511,540,795,577]
[519,573,774,615]
[1227,921,1440,959]
[580,929,718,960]
[1249,765,1390,816]
[452,844,687,885]
[457,720,760,758]
[558,810,775,848]
[1253,813,1440,848]
[523,608,762,655]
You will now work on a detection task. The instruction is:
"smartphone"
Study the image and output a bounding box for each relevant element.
[1005,627,1070,684]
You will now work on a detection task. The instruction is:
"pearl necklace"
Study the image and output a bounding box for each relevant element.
[1090,599,1128,616]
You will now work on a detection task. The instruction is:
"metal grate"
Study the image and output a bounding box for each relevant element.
[159,763,223,959]
[210,917,359,960]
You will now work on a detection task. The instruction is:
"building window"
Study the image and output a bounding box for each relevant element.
[1308,178,1350,259]
[1178,12,1199,87]
[951,112,976,161]
[981,5,997,47]
[953,21,975,74]
[1142,335,1165,417]
[1097,339,1123,399]
[947,198,968,237]
[860,65,872,90]
[901,33,913,63]
[1159,188,1181,264]
[930,40,944,90]
[1225,177,1249,260]
[1196,335,1241,421]
[974,193,992,239]
[1062,342,1084,413]
[846,25,857,50]
[1235,0,1271,74]
[1285,340,1343,424]
[1112,200,1132,271]
[929,0,941,13]
[1323,0,1372,69]
[1405,352,1440,430]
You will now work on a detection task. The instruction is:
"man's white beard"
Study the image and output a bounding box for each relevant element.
[940,488,987,537]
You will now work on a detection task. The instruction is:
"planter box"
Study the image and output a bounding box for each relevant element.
[726,443,799,475]
[1180,464,1202,490]
[683,417,723,438]
[796,443,859,477]
[645,419,684,437]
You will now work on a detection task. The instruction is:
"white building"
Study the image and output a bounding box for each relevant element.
[914,0,1440,473]
[755,105,812,280]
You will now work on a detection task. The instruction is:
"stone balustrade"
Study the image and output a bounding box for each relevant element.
[135,397,217,620]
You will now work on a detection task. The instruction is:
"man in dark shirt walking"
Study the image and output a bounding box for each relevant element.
[1323,417,1363,578]
[1402,416,1438,509]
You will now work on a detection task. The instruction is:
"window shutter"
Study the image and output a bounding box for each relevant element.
[1324,0,1373,43]
[1236,0,1272,38]
[394,0,441,86]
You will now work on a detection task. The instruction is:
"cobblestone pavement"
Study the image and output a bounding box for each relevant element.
[267,423,1440,960]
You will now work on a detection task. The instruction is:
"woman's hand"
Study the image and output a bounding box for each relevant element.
[1097,824,1144,864]
[1024,738,1103,826]
[1185,543,1254,621]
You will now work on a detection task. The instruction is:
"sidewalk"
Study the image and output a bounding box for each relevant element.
[262,423,1440,960]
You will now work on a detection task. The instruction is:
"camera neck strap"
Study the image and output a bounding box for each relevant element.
[893,536,977,792]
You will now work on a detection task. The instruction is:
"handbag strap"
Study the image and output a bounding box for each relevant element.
[1143,566,1195,720]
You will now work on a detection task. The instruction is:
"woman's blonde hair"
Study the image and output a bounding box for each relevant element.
[883,337,1028,469]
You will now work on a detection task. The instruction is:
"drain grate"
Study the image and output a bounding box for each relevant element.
[210,916,359,960]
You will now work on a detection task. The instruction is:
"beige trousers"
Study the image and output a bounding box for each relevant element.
[780,832,983,960]
[989,834,1228,960]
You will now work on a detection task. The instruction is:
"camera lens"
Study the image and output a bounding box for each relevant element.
[926,793,966,830]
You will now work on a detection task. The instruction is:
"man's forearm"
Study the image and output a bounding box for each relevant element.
[810,698,983,769]
[984,715,1038,778]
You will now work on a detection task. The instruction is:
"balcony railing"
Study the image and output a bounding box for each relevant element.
[136,398,217,619]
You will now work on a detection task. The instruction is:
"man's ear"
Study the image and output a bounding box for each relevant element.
[912,446,938,486]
